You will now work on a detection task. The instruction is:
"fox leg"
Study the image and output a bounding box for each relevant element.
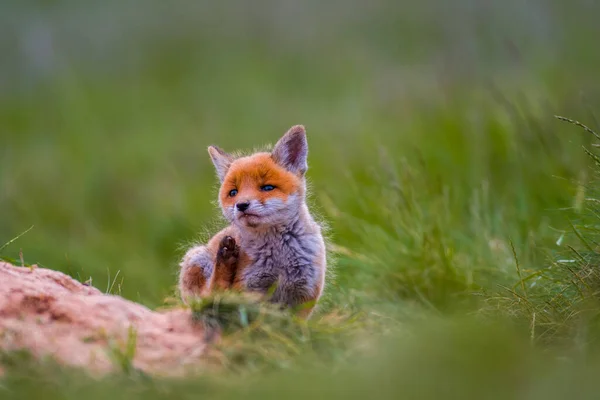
[269,266,320,319]
[204,236,239,294]
[178,245,213,302]
[178,236,239,303]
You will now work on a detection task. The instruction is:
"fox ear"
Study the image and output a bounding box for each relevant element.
[208,145,234,182]
[271,125,308,175]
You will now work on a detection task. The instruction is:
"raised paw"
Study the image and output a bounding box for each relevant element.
[217,236,239,266]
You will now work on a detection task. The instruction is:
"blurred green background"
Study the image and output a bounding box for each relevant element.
[3,0,600,398]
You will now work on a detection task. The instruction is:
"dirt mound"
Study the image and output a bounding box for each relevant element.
[0,262,210,377]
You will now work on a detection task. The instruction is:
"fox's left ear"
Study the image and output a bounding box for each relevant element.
[208,145,234,182]
[272,125,308,175]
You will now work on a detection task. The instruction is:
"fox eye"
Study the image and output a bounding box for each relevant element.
[228,189,238,197]
[261,185,275,191]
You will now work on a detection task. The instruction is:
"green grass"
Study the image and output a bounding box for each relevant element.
[3,0,600,398]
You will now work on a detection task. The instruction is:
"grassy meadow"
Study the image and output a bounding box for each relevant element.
[3,1,600,398]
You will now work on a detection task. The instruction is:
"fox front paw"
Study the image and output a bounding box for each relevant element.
[217,236,239,266]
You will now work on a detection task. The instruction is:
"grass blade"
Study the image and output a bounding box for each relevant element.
[0,226,34,254]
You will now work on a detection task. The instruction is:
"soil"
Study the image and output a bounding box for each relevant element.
[0,262,211,377]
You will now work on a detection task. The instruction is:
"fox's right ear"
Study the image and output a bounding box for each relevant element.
[208,145,233,182]
[272,125,308,175]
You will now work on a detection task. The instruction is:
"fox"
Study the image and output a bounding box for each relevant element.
[178,125,327,318]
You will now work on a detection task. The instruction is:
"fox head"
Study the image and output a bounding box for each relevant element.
[208,125,309,229]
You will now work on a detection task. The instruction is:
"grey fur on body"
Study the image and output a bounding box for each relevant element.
[181,203,325,308]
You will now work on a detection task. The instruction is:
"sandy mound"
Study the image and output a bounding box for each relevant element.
[0,262,210,377]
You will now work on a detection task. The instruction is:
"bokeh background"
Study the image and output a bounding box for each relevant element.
[3,1,600,398]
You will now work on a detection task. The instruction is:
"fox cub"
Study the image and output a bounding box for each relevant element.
[178,125,327,317]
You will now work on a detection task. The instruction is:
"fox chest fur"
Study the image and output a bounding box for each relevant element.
[234,217,325,305]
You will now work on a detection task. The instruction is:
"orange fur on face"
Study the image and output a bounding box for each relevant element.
[219,153,303,206]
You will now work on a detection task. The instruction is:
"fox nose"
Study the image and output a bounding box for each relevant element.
[236,202,250,212]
